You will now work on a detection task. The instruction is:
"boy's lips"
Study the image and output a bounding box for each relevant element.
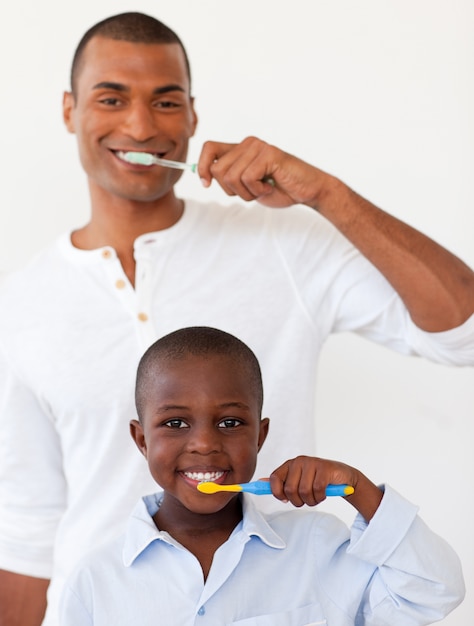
[180,470,227,483]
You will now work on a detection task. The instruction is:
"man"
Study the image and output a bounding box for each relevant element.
[0,11,473,626]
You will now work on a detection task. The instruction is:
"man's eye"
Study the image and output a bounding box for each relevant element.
[155,100,180,109]
[164,419,188,429]
[99,98,122,106]
[218,418,242,429]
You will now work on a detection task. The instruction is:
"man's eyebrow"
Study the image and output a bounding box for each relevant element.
[91,82,186,95]
[92,82,128,92]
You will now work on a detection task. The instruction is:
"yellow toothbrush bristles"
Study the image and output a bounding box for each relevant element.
[197,482,243,494]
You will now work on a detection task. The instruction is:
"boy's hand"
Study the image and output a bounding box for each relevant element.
[269,456,383,522]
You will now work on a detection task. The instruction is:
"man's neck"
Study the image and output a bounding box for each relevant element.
[71,189,184,286]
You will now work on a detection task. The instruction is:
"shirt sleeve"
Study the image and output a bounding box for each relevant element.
[59,584,93,626]
[346,484,465,624]
[271,207,474,366]
[0,348,66,578]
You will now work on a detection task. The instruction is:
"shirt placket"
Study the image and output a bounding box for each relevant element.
[100,245,158,352]
[134,240,159,351]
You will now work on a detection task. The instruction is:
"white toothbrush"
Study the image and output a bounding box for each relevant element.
[119,150,275,186]
[119,151,197,172]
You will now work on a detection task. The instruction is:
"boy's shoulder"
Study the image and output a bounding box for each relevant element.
[245,496,351,549]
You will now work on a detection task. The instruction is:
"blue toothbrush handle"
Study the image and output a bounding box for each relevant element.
[325,484,354,497]
[240,480,273,495]
[240,481,353,497]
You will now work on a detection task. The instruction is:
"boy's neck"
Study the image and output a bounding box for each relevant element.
[153,496,243,581]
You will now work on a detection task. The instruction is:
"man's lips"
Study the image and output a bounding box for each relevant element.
[114,149,167,165]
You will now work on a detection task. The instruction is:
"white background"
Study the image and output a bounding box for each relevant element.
[1,1,473,624]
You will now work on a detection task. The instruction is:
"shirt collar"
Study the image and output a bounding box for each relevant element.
[122,492,286,567]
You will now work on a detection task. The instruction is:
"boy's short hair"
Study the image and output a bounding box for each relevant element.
[135,327,264,419]
[70,11,191,95]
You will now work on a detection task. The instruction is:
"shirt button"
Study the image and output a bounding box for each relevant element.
[115,279,126,290]
[197,606,205,616]
[101,249,112,259]
[137,312,149,322]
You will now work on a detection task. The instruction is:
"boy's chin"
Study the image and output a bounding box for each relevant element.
[183,494,241,516]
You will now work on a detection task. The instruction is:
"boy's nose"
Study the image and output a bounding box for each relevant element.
[187,426,222,455]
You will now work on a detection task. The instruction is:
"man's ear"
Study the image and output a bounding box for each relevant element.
[257,417,270,452]
[62,91,76,134]
[189,97,198,137]
[130,419,147,458]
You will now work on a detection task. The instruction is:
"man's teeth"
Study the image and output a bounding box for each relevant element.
[117,151,133,160]
[184,471,224,482]
[116,150,162,159]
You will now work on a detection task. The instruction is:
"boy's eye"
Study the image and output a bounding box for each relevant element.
[218,418,242,429]
[164,419,188,429]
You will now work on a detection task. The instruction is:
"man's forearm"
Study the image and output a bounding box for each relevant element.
[0,570,49,626]
[311,177,474,332]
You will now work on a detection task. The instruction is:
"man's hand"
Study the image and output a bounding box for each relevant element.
[198,136,331,209]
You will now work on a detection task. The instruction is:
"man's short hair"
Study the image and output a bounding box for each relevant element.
[135,327,264,420]
[70,11,191,95]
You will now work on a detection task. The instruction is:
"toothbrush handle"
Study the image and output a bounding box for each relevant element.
[240,481,353,497]
[325,484,354,497]
[241,480,273,495]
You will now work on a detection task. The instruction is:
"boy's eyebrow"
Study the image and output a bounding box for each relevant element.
[218,402,251,411]
[157,404,189,412]
[156,401,251,412]
[91,82,186,95]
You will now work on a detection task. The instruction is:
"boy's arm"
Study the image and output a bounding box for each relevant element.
[270,458,465,621]
[0,570,49,626]
[347,484,465,624]
[269,455,382,521]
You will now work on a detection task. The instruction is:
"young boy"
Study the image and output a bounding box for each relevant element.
[60,327,464,625]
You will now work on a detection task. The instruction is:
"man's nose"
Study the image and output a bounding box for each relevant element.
[122,102,159,143]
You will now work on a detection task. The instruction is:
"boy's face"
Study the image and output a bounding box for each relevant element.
[130,353,269,516]
[62,37,197,204]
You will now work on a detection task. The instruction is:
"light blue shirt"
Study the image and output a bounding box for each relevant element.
[60,486,464,625]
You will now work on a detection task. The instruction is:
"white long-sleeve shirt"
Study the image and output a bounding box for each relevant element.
[60,487,465,625]
[1,200,473,624]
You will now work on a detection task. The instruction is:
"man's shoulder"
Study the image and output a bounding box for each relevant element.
[187,199,330,236]
[1,236,66,293]
[0,235,71,327]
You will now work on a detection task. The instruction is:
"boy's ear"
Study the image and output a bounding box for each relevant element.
[130,419,147,458]
[257,418,270,452]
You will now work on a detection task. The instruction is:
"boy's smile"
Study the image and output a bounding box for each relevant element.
[130,353,269,523]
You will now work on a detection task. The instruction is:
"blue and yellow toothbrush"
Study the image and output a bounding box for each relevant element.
[197,479,354,497]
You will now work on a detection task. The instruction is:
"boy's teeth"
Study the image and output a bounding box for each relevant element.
[184,471,224,482]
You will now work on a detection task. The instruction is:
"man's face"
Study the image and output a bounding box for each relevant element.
[131,354,268,516]
[63,37,197,203]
